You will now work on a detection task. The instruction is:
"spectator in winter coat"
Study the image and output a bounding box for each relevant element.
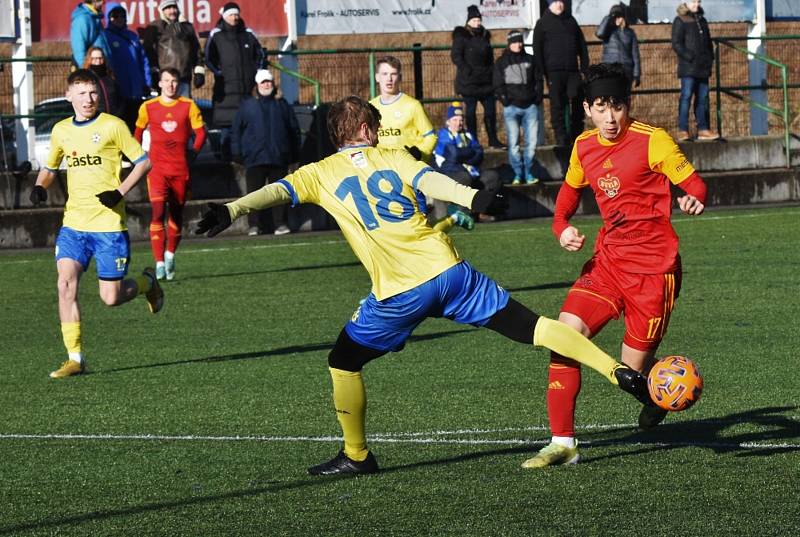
[596,4,641,89]
[231,70,300,236]
[533,0,589,147]
[451,5,504,148]
[104,3,151,132]
[493,30,543,185]
[82,46,123,119]
[70,0,111,68]
[205,1,265,159]
[142,0,205,98]
[671,0,719,141]
[433,102,502,222]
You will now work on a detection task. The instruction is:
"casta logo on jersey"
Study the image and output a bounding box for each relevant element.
[67,151,102,167]
[378,127,401,137]
[598,173,620,198]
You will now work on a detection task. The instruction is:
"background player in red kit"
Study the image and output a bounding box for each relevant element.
[135,67,206,280]
[524,63,708,469]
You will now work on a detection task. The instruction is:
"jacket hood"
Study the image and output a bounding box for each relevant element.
[452,25,490,39]
[216,16,246,31]
[105,2,128,25]
[677,3,704,16]
[72,2,99,22]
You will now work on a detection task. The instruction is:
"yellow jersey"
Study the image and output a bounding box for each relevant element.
[370,93,437,161]
[278,146,467,300]
[46,113,146,232]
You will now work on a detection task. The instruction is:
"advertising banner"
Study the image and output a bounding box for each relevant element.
[645,0,756,23]
[296,0,534,35]
[34,0,287,42]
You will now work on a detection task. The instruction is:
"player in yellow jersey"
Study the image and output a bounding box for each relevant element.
[195,95,653,475]
[371,55,473,233]
[29,69,164,379]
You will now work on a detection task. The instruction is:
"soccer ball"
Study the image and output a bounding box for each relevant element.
[647,355,703,411]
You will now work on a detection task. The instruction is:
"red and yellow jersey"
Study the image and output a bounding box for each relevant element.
[564,121,696,273]
[135,96,204,176]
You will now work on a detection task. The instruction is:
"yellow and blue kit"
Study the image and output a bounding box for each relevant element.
[370,93,437,161]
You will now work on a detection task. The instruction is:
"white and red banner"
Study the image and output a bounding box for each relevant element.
[33,0,288,41]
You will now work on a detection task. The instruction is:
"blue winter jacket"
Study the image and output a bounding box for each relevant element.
[432,127,483,177]
[104,3,151,99]
[70,2,111,67]
[231,94,300,168]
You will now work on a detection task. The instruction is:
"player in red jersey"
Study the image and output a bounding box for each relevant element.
[135,67,206,280]
[523,63,708,469]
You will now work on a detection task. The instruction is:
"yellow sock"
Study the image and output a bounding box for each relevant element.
[329,367,369,461]
[61,322,81,354]
[533,317,620,384]
[134,274,151,295]
[432,215,455,233]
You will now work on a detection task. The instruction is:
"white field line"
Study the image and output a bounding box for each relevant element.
[1,425,798,451]
[0,208,795,265]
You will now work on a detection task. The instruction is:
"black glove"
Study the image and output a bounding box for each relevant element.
[30,185,48,206]
[186,148,198,164]
[195,202,232,237]
[193,72,205,89]
[634,77,641,88]
[404,145,423,161]
[96,189,123,208]
[471,190,508,215]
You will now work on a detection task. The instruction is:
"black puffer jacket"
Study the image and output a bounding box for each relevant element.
[493,48,543,108]
[532,9,588,77]
[596,16,640,80]
[204,18,263,102]
[671,4,714,78]
[142,17,203,82]
[451,25,494,96]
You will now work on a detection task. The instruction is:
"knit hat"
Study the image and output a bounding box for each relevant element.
[507,30,524,44]
[107,4,126,19]
[220,2,240,17]
[466,5,481,21]
[547,0,562,5]
[255,69,274,83]
[610,4,625,17]
[446,101,464,120]
[159,0,178,11]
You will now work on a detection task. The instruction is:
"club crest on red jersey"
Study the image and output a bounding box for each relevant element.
[597,173,620,198]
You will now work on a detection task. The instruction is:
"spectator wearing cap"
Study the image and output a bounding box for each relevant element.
[205,1,265,159]
[451,5,505,149]
[231,69,300,236]
[104,2,152,132]
[70,0,112,68]
[672,0,719,141]
[596,3,641,90]
[533,0,589,147]
[493,29,543,185]
[433,102,502,222]
[142,0,205,98]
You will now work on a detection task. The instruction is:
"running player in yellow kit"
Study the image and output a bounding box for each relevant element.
[30,69,164,379]
[195,95,652,475]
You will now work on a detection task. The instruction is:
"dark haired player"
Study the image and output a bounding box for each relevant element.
[29,69,163,379]
[524,63,708,469]
[195,95,652,476]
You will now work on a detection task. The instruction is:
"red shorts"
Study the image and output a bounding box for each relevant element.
[561,255,682,352]
[147,171,190,205]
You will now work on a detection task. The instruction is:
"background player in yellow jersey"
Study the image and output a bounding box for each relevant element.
[29,69,164,379]
[195,95,653,475]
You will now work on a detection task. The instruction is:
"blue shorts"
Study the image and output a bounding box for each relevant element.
[345,260,510,352]
[55,227,131,280]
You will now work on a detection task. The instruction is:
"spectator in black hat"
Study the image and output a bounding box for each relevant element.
[205,1,265,159]
[451,5,505,149]
[533,0,589,147]
[494,29,543,185]
[142,0,205,98]
[596,3,641,90]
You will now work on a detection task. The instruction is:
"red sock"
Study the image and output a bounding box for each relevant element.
[150,200,166,262]
[166,219,182,254]
[546,353,582,437]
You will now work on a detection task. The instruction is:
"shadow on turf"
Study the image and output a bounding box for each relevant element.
[580,405,800,463]
[87,328,478,375]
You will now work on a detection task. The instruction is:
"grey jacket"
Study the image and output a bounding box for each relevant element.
[595,16,641,80]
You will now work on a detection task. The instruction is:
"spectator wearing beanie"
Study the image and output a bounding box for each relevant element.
[596,3,641,90]
[205,1,265,159]
[671,0,719,141]
[104,3,152,132]
[451,5,505,149]
[142,0,205,97]
[533,0,589,147]
[493,29,543,185]
[433,102,502,221]
[70,0,112,69]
